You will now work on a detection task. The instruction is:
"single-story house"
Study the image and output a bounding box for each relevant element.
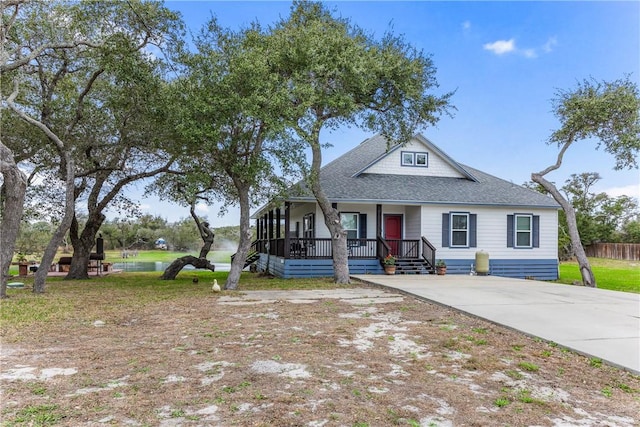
[250,134,560,279]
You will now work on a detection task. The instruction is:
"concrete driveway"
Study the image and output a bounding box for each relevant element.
[351,274,640,374]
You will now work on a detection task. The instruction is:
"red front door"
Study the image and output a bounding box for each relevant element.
[384,215,402,256]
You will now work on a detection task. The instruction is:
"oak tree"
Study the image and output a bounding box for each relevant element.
[268,1,454,283]
[156,19,296,289]
[531,77,640,287]
[2,0,182,290]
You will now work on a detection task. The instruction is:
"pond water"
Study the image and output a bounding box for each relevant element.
[112,261,231,272]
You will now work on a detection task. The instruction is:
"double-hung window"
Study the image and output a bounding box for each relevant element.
[507,214,539,248]
[340,213,359,240]
[451,213,469,247]
[442,212,477,248]
[515,214,532,248]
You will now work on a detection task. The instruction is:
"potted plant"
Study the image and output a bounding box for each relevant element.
[382,254,397,275]
[435,259,447,275]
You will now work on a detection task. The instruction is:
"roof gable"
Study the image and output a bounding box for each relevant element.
[354,134,478,182]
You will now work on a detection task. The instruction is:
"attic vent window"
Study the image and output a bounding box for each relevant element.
[401,151,428,167]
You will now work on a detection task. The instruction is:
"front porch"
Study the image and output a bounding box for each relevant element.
[247,236,436,278]
[244,202,437,277]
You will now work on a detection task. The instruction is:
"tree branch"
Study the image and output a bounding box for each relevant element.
[534,133,576,177]
[7,81,66,151]
[66,68,105,139]
[95,157,177,213]
[2,39,103,74]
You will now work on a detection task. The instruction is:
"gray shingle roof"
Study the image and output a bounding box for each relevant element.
[288,134,560,209]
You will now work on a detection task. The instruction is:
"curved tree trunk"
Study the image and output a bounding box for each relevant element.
[161,204,217,280]
[33,152,76,293]
[0,142,28,299]
[315,187,350,284]
[309,138,350,284]
[160,255,215,280]
[225,184,252,290]
[532,172,596,287]
[189,203,214,260]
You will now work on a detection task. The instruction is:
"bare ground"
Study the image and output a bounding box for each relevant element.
[1,286,639,426]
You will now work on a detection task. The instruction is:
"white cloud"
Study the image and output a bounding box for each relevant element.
[602,183,640,199]
[483,36,557,59]
[462,20,471,31]
[195,202,210,213]
[542,36,557,53]
[483,38,516,55]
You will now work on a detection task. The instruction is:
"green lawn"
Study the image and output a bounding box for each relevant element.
[558,258,639,293]
[104,249,233,263]
[7,252,638,294]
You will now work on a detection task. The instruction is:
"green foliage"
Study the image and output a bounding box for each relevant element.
[14,221,56,257]
[620,220,640,243]
[550,76,640,171]
[493,397,510,408]
[156,16,295,213]
[517,362,539,372]
[10,404,64,425]
[2,0,185,289]
[561,172,639,246]
[270,1,454,146]
[527,172,639,258]
[589,358,603,368]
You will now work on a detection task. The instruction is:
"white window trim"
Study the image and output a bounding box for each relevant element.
[450,212,469,247]
[401,151,428,167]
[401,151,414,166]
[340,212,359,239]
[515,214,533,248]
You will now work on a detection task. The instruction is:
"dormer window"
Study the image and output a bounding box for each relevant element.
[401,151,428,167]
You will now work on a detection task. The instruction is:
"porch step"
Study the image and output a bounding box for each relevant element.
[243,252,260,268]
[395,258,434,275]
[231,251,260,269]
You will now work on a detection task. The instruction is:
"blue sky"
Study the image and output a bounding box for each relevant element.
[135,1,640,225]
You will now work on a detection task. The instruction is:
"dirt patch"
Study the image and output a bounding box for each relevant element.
[1,287,639,426]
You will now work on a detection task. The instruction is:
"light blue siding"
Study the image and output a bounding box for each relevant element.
[257,255,558,280]
[257,255,383,278]
[441,258,558,280]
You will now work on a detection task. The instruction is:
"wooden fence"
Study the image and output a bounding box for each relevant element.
[585,243,640,261]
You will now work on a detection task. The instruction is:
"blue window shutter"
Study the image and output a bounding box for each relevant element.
[469,214,477,248]
[442,213,450,247]
[359,213,367,245]
[533,215,540,248]
[507,215,514,247]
